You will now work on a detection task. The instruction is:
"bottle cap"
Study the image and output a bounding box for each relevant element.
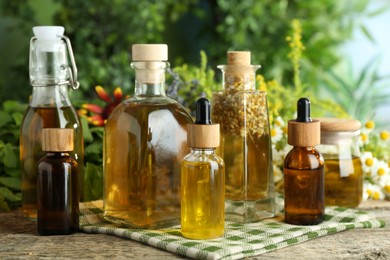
[132,44,168,61]
[42,128,74,152]
[318,118,361,132]
[288,98,320,147]
[227,51,251,65]
[32,26,64,52]
[187,98,220,148]
[33,26,64,41]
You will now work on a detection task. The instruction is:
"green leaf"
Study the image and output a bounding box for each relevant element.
[85,142,102,155]
[1,144,18,168]
[360,24,375,43]
[0,196,11,212]
[0,111,12,129]
[81,117,94,143]
[84,162,103,201]
[0,187,21,202]
[0,177,21,190]
[3,167,21,178]
[3,100,27,113]
[12,112,24,126]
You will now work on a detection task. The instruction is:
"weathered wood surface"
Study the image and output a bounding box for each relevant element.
[1,200,389,259]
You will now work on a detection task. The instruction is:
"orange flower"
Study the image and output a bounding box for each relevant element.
[81,85,126,126]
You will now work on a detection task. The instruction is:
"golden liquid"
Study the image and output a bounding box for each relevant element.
[20,106,84,219]
[324,156,363,207]
[222,133,271,200]
[181,157,225,239]
[104,98,192,228]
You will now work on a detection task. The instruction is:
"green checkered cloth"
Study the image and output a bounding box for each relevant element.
[79,201,384,260]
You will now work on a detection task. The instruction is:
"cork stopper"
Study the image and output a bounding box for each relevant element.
[187,98,220,148]
[227,51,251,65]
[132,44,168,61]
[288,98,320,147]
[318,118,361,132]
[42,128,74,152]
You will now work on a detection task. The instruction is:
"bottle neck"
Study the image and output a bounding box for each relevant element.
[30,39,69,86]
[190,148,215,155]
[131,61,168,96]
[30,85,72,107]
[217,65,260,92]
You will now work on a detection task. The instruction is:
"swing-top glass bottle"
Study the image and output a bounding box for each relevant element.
[20,26,84,219]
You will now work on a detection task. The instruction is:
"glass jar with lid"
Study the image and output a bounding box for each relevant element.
[317,118,363,208]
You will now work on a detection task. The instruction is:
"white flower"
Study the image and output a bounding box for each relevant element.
[274,116,285,127]
[371,160,390,187]
[270,125,283,144]
[358,130,370,147]
[273,144,291,167]
[363,182,385,201]
[360,152,377,174]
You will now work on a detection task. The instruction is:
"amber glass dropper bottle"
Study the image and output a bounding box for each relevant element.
[181,98,225,239]
[37,128,79,235]
[284,98,324,225]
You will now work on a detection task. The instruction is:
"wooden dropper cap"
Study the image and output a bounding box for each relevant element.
[288,98,320,147]
[42,128,74,152]
[187,98,220,148]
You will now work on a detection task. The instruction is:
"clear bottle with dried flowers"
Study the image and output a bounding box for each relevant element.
[212,51,275,222]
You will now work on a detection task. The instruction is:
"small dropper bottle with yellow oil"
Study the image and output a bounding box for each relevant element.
[181,98,225,239]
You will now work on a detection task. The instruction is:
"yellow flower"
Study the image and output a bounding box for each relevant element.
[373,191,381,200]
[377,167,386,176]
[380,131,389,141]
[360,133,368,142]
[256,75,267,91]
[365,158,374,167]
[365,120,375,129]
[385,185,390,193]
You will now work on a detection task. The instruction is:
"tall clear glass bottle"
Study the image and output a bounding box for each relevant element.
[20,26,84,219]
[212,51,275,222]
[104,44,193,228]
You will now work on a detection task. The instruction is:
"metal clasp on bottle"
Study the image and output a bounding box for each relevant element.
[61,35,80,90]
[29,35,80,90]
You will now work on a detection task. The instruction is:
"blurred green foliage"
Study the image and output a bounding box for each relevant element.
[0,0,380,104]
[320,56,390,125]
[0,101,25,211]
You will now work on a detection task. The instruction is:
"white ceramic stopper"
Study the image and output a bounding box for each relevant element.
[32,26,65,52]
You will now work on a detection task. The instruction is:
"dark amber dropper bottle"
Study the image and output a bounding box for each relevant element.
[284,98,324,225]
[37,128,79,235]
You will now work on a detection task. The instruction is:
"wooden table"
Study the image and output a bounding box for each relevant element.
[1,200,389,259]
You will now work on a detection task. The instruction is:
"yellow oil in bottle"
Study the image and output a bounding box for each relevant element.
[324,156,363,207]
[222,133,271,201]
[104,100,192,228]
[20,106,84,219]
[181,159,225,239]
